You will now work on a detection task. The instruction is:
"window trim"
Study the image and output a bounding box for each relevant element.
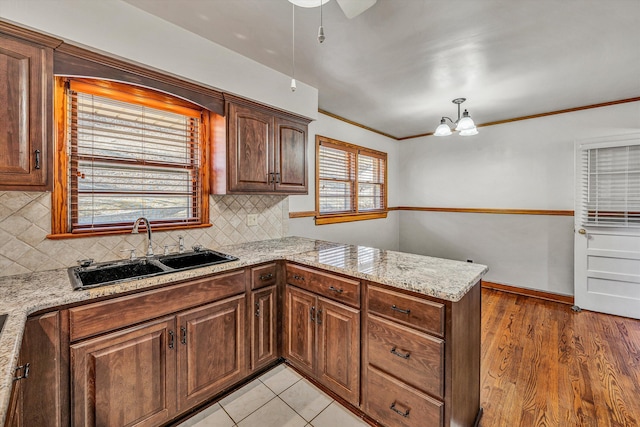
[49,77,211,238]
[315,135,388,225]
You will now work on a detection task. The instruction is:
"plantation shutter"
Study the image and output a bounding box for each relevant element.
[68,80,203,232]
[580,142,640,227]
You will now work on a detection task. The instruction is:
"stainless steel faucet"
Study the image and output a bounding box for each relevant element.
[132,217,154,257]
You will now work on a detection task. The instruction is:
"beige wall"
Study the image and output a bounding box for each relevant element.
[0,192,288,277]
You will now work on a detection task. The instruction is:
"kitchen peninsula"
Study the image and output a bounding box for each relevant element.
[0,237,487,427]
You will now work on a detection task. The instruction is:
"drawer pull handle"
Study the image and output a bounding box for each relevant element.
[391,305,411,315]
[390,347,411,359]
[310,306,316,322]
[260,273,273,281]
[316,309,322,325]
[181,326,187,345]
[390,402,410,418]
[168,330,175,349]
[293,274,305,281]
[34,150,41,170]
[13,363,30,381]
[328,286,343,294]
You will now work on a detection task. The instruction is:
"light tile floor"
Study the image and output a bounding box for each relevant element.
[177,364,369,427]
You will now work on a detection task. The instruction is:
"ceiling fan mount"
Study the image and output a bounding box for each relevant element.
[287,0,377,19]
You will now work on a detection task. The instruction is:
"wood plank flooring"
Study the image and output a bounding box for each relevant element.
[480,289,640,427]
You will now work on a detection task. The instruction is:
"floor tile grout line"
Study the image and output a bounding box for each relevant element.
[275,389,332,424]
[224,394,279,425]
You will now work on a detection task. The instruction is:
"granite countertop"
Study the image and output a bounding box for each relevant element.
[0,236,488,423]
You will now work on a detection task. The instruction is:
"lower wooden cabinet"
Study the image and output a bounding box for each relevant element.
[5,312,65,427]
[71,316,177,427]
[365,366,443,427]
[250,285,278,370]
[284,285,360,406]
[70,294,246,427]
[177,295,246,411]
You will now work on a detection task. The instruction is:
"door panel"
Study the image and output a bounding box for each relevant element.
[284,286,315,374]
[316,297,360,406]
[275,117,307,193]
[575,134,640,319]
[71,317,176,427]
[251,285,278,370]
[177,294,246,411]
[227,102,273,192]
[0,34,51,189]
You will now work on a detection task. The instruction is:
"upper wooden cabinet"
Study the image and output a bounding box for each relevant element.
[223,99,309,194]
[0,30,55,191]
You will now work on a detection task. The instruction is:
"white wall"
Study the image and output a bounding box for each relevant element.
[0,0,318,119]
[288,113,400,250]
[398,101,640,295]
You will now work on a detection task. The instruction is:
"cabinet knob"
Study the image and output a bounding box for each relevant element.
[13,363,30,381]
[390,347,411,360]
[168,330,175,349]
[390,402,410,418]
[578,228,587,235]
[391,305,411,315]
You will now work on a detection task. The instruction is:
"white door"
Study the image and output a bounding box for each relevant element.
[574,134,640,319]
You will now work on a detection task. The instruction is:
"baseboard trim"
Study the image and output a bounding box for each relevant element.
[482,281,574,305]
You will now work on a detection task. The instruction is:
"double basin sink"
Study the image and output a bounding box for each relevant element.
[69,249,238,290]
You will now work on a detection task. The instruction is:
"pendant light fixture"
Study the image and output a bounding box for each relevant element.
[290,3,297,92]
[434,98,478,136]
[318,0,325,43]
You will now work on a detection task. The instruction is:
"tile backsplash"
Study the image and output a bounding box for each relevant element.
[0,191,289,278]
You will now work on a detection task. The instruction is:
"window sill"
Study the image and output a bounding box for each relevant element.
[314,211,388,225]
[47,223,212,240]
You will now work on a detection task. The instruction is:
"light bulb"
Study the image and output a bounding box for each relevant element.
[459,127,478,136]
[290,78,297,92]
[434,118,452,136]
[455,110,476,131]
[318,25,325,43]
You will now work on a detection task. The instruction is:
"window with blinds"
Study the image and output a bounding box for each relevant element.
[316,135,387,224]
[580,142,640,227]
[64,79,207,233]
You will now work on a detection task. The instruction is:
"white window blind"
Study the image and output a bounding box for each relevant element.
[581,143,640,227]
[318,142,356,213]
[317,137,387,216]
[357,152,385,211]
[68,84,202,231]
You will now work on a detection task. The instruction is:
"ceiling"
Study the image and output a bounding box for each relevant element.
[123,0,640,139]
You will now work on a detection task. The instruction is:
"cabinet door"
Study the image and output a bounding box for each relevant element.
[274,117,307,194]
[251,285,278,370]
[4,376,22,427]
[316,297,360,406]
[71,317,177,427]
[176,294,246,411]
[227,102,274,192]
[0,34,52,190]
[284,285,316,375]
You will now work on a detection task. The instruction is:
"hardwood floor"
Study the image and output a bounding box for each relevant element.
[480,289,640,427]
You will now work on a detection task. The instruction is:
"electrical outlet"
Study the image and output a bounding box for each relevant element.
[247,214,258,226]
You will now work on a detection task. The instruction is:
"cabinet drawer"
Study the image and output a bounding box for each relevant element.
[367,314,444,399]
[367,285,444,336]
[69,270,246,342]
[287,264,360,307]
[251,263,277,289]
[365,366,443,427]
